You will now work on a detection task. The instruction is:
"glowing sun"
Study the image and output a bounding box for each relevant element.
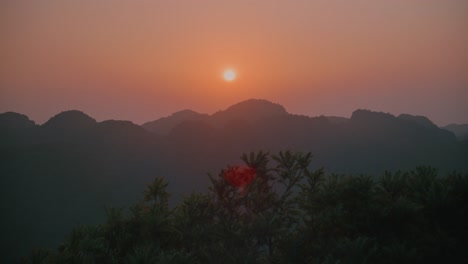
[223,69,236,82]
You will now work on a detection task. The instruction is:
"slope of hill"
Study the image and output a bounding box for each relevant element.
[0,112,36,130]
[0,112,37,147]
[444,124,468,141]
[43,110,97,129]
[398,113,438,128]
[142,109,209,135]
[326,116,349,124]
[142,99,288,134]
[210,99,288,127]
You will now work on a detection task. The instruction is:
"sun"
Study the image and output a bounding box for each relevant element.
[223,69,236,82]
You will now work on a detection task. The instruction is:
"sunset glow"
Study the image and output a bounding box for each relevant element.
[0,1,467,125]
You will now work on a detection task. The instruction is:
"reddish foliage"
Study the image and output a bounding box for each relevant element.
[223,165,256,188]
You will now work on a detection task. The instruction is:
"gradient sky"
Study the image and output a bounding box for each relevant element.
[1,0,467,125]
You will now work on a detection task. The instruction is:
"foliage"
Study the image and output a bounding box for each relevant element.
[19,151,468,263]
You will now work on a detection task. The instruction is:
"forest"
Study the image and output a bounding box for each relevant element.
[18,151,468,263]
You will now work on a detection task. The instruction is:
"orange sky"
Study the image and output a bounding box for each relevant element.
[1,0,467,125]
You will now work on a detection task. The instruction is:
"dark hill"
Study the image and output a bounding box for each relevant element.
[350,109,455,141]
[210,99,287,127]
[98,120,158,150]
[0,112,36,130]
[43,110,97,130]
[398,113,438,128]
[99,120,151,140]
[326,116,349,125]
[0,112,37,147]
[38,110,98,145]
[142,109,209,135]
[444,124,468,141]
[142,99,287,134]
[350,109,396,124]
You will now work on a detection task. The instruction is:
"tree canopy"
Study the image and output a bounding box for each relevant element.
[20,151,468,263]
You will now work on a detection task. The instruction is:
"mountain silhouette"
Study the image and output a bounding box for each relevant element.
[210,99,288,127]
[444,124,468,141]
[0,112,37,147]
[349,109,455,142]
[43,110,97,130]
[398,113,438,128]
[142,109,209,135]
[1,99,467,262]
[99,120,154,143]
[326,116,349,125]
[142,99,287,134]
[0,112,36,130]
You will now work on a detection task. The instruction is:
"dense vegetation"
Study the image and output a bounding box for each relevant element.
[20,151,468,263]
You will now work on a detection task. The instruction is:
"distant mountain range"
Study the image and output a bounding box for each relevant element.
[1,99,467,261]
[443,123,468,141]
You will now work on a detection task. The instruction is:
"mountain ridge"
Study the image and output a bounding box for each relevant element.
[2,99,463,134]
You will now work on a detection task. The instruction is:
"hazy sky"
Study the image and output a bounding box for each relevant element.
[1,0,467,125]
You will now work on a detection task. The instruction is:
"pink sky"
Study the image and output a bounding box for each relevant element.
[1,0,467,125]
